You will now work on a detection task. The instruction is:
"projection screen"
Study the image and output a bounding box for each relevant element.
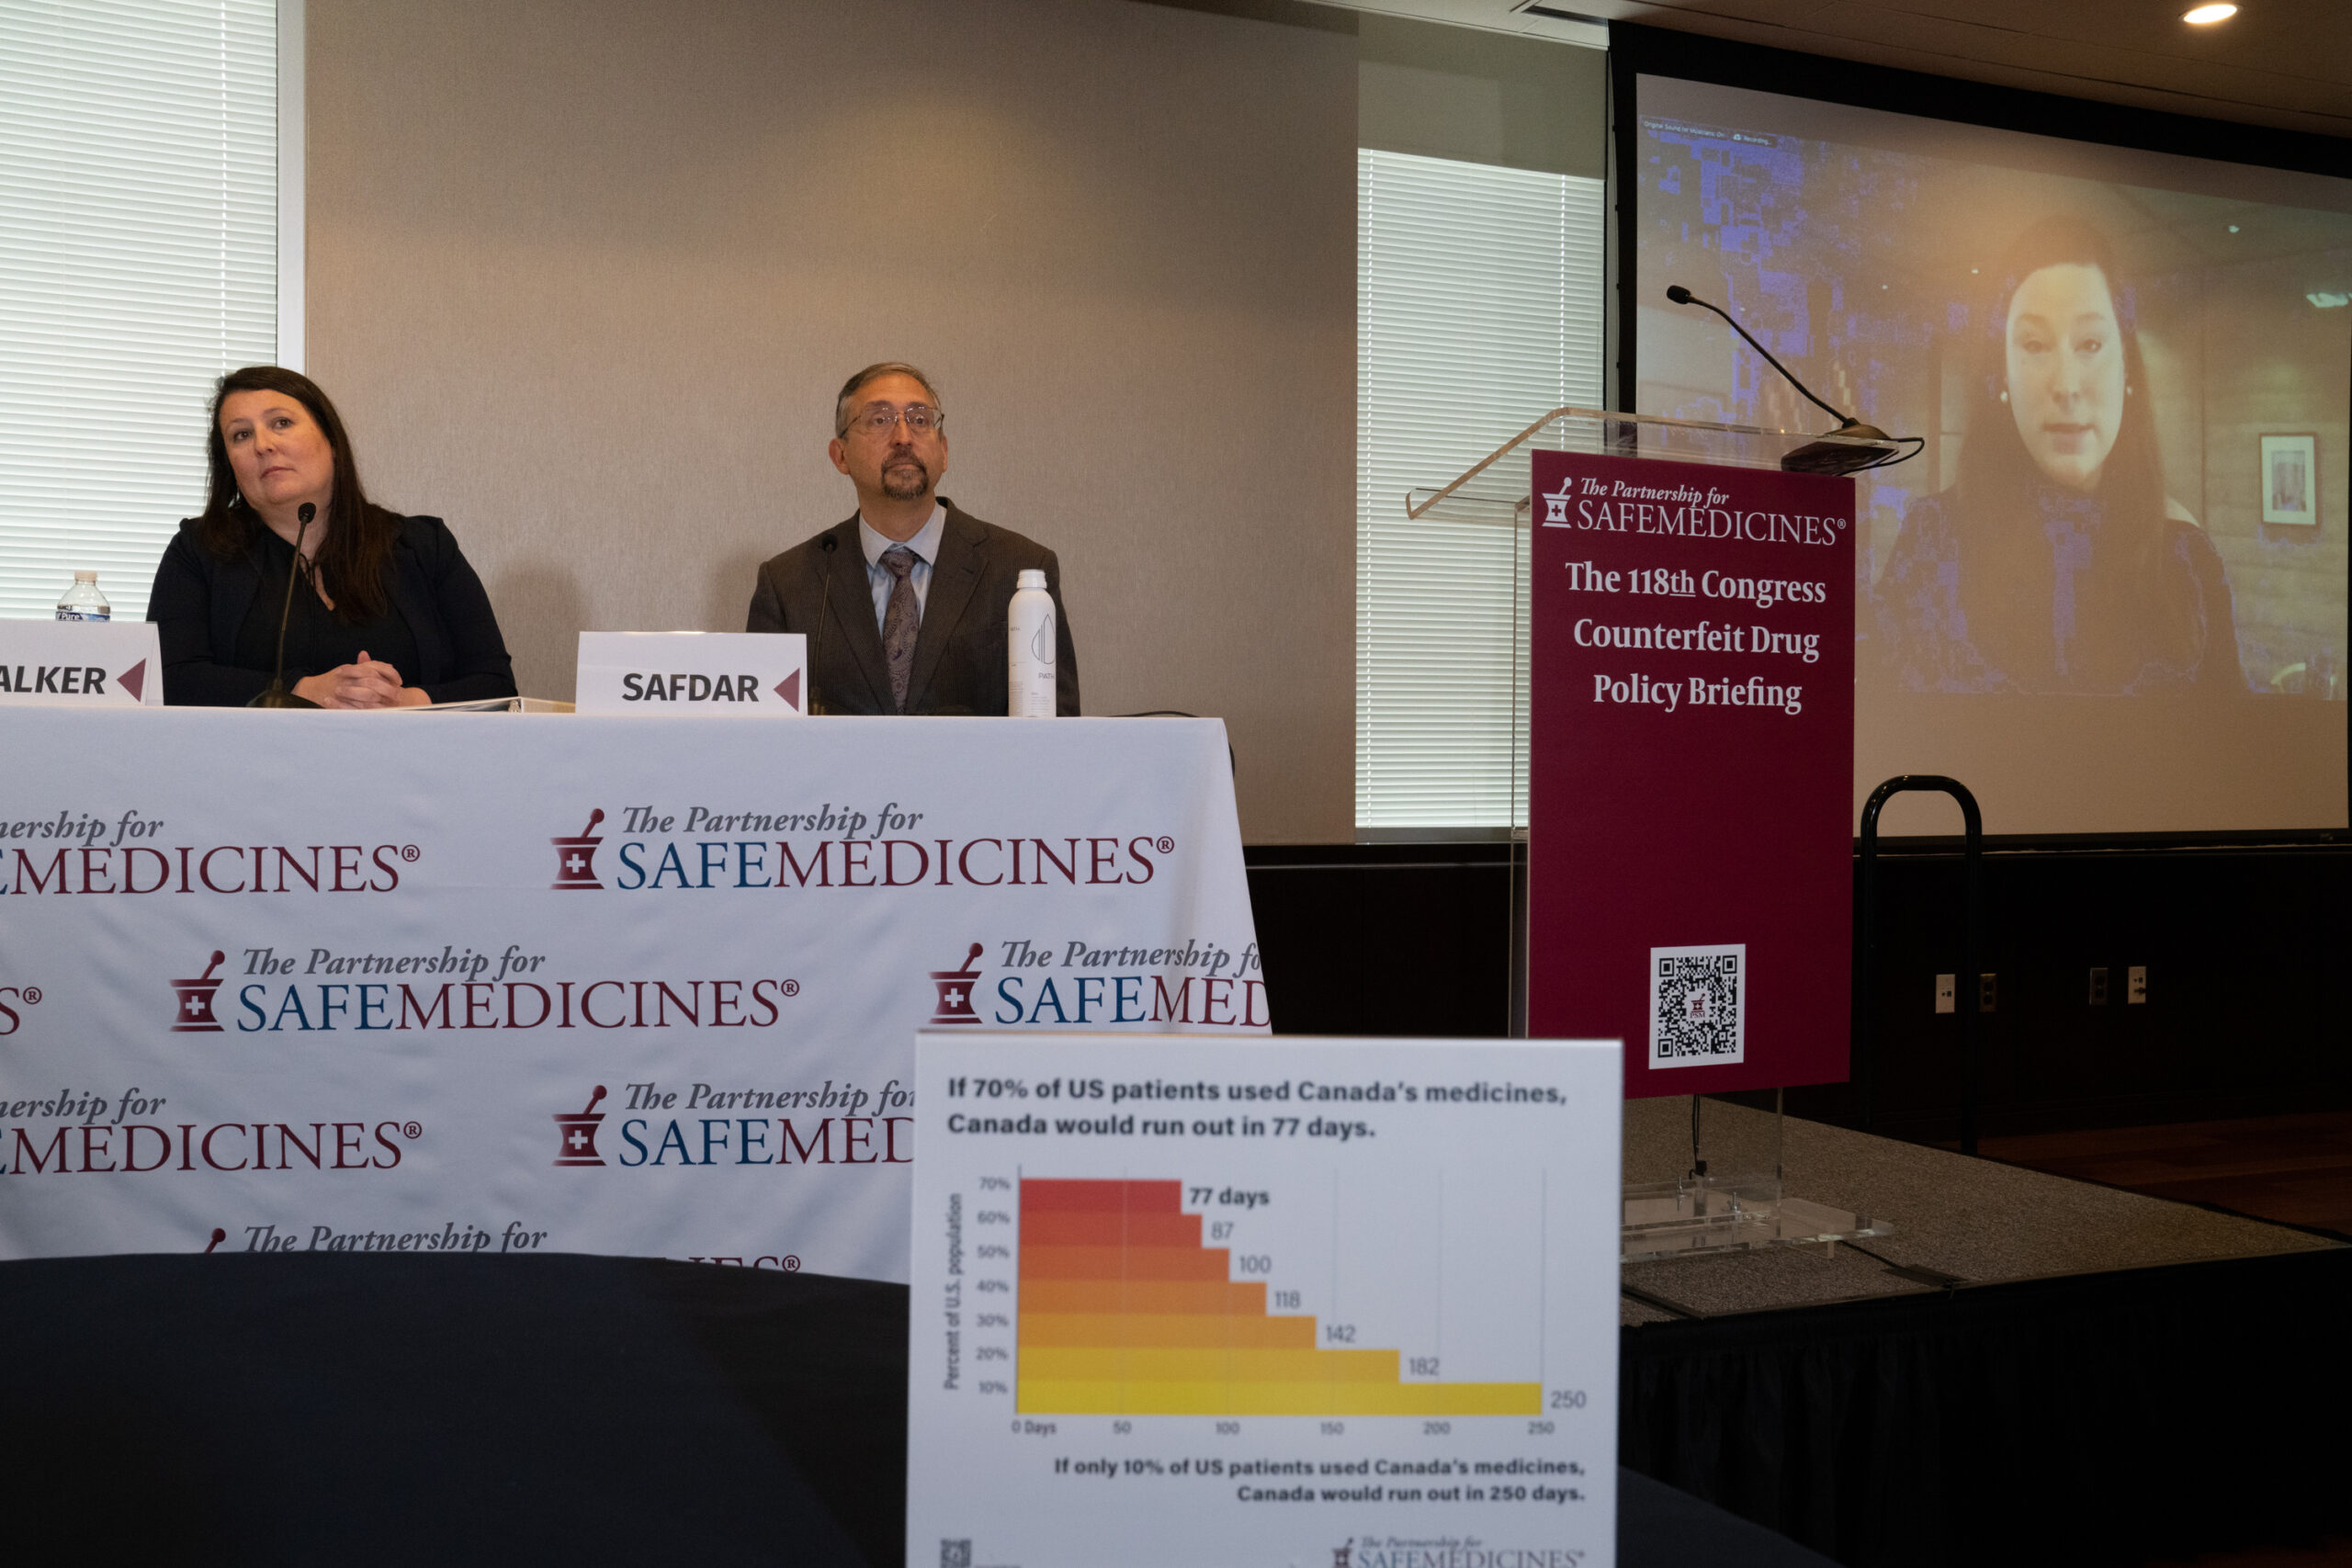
[1633,76,2351,838]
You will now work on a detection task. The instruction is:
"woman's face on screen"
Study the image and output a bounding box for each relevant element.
[2003,263,2127,491]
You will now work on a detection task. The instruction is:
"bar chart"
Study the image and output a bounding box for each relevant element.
[1016,1176,1540,1416]
[909,1034,1623,1568]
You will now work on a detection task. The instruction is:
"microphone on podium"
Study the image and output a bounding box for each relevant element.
[248,501,321,709]
[1664,285,1910,475]
[806,533,839,716]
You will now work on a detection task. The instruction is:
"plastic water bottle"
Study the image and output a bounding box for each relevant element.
[1007,569,1057,717]
[55,571,109,621]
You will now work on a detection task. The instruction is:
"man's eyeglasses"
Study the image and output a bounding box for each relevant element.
[845,402,944,438]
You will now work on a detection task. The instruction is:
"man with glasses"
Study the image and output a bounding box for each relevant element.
[747,361,1080,715]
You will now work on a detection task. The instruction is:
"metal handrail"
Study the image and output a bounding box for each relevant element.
[1858,776,1985,1156]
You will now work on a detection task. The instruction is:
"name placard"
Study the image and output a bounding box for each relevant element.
[0,621,163,706]
[574,631,806,716]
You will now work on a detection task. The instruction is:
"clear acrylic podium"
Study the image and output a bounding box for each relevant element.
[1404,405,1901,525]
[1410,408,1899,1262]
[1618,1092,1894,1263]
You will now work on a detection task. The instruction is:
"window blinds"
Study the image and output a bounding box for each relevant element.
[1356,149,1604,832]
[0,0,277,623]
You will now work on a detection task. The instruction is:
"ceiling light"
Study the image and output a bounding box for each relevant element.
[2227,224,2241,233]
[2183,4,2237,22]
[2309,292,2350,309]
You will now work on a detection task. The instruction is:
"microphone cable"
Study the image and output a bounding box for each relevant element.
[808,532,839,716]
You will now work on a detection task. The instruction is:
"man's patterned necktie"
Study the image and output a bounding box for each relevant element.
[880,545,920,712]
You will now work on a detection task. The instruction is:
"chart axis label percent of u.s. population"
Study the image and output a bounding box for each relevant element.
[906,1033,1623,1568]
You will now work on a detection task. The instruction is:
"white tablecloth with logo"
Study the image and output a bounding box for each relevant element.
[0,710,1261,1280]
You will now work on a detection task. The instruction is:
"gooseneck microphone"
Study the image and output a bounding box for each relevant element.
[248,501,322,709]
[1664,285,1917,475]
[806,532,839,716]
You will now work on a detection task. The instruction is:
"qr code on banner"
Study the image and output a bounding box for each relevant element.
[1649,944,1746,1068]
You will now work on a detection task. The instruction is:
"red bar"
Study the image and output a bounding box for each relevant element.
[1021,1212,1201,1247]
[1021,1179,1183,1213]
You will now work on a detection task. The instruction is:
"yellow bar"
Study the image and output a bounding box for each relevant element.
[1015,1379,1542,1416]
[1021,1347,1401,1382]
[1019,1313,1317,1348]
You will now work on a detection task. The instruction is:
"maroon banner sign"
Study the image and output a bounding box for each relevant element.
[1528,450,1855,1098]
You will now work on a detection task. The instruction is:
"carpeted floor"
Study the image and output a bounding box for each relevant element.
[1618,1097,2341,1323]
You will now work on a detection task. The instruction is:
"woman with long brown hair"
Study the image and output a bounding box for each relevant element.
[148,366,516,706]
[1874,217,2244,694]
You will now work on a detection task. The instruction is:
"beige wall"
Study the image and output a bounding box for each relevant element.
[307,0,1357,842]
[1358,12,1604,179]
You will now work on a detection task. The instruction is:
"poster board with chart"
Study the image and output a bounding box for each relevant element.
[906,1032,1622,1568]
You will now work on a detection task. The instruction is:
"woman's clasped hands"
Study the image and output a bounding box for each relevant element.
[292,651,430,709]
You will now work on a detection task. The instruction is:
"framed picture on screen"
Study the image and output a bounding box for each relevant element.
[2262,434,2319,526]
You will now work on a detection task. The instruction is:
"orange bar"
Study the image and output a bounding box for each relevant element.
[1020,1313,1317,1348]
[1020,1212,1202,1247]
[1021,1245,1230,1281]
[1020,1179,1182,1213]
[1022,1280,1267,1314]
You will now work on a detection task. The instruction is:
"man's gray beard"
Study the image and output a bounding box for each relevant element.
[881,460,930,502]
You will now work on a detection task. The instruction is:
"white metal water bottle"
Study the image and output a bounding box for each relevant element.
[1007,568,1057,716]
[55,571,109,621]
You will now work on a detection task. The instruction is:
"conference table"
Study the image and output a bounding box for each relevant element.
[0,708,1260,1276]
[0,706,1838,1564]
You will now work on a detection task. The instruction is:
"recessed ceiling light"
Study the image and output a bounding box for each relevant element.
[2309,292,2350,309]
[2228,223,2242,232]
[2183,4,2237,23]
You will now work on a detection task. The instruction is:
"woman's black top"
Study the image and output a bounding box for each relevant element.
[232,527,424,684]
[1871,484,2245,695]
[149,510,518,706]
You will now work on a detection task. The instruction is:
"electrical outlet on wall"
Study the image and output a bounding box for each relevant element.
[2089,966,2109,1005]
[2128,965,2147,1004]
[1979,972,1997,1012]
[1934,974,1955,1013]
